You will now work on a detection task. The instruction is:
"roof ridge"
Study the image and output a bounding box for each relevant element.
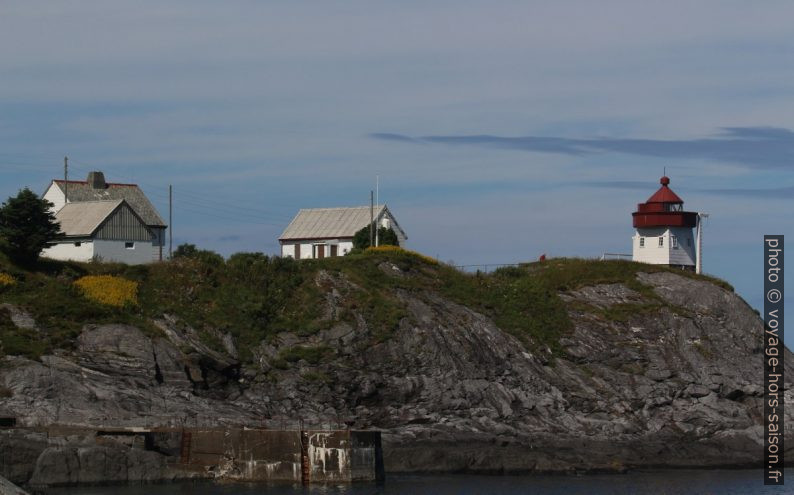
[63,199,124,204]
[55,179,139,187]
[299,204,386,212]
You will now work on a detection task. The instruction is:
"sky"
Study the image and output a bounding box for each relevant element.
[0,1,791,344]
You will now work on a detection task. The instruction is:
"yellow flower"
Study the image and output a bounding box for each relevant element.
[0,273,15,286]
[74,275,138,307]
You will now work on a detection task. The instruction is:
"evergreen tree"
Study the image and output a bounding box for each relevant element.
[0,188,61,264]
[353,225,399,249]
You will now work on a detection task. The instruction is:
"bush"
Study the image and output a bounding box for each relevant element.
[172,243,224,265]
[74,275,138,307]
[0,273,15,286]
[364,245,439,265]
[0,188,62,265]
[353,225,399,249]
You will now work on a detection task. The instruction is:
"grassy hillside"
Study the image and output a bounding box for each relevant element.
[0,247,733,363]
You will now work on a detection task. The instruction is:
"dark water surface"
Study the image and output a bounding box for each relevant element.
[43,470,794,495]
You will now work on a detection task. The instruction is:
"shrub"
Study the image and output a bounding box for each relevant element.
[0,188,62,265]
[364,245,439,265]
[353,225,399,249]
[172,243,224,265]
[74,275,138,307]
[0,273,15,286]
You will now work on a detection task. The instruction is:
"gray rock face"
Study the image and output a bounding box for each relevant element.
[0,269,791,485]
[0,304,37,331]
[0,431,48,485]
[0,474,30,495]
[28,446,171,487]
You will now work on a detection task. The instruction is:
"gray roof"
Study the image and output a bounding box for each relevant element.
[280,205,390,240]
[51,179,166,227]
[54,200,124,237]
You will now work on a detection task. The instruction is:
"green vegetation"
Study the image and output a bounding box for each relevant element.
[0,307,47,360]
[278,345,332,365]
[0,188,62,265]
[0,243,735,363]
[353,225,399,249]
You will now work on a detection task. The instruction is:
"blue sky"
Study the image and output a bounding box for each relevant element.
[0,1,791,344]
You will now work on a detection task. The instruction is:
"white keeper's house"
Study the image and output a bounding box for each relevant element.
[279,204,407,259]
[41,171,168,264]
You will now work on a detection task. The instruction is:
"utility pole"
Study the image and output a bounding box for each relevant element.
[369,190,374,248]
[63,156,68,204]
[169,185,173,259]
[375,176,379,247]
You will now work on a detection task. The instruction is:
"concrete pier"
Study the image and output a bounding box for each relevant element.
[34,425,384,484]
[181,428,383,483]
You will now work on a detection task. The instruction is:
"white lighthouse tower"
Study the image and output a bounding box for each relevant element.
[631,176,698,271]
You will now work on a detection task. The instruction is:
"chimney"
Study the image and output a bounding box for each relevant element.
[87,171,107,189]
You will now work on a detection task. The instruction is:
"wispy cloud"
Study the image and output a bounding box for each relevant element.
[699,185,794,198]
[371,127,794,170]
[580,179,794,200]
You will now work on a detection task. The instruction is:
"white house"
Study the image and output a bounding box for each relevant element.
[42,171,167,262]
[631,176,697,270]
[42,200,157,265]
[279,204,407,259]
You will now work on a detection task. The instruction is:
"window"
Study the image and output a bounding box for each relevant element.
[125,242,135,249]
[671,236,678,248]
[74,242,81,247]
[658,237,664,247]
[639,237,645,248]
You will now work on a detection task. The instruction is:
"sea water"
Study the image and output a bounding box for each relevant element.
[42,470,794,495]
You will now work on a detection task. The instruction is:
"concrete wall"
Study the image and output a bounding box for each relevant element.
[42,240,156,265]
[281,240,354,259]
[181,428,382,483]
[188,429,302,481]
[94,240,155,265]
[350,431,384,482]
[41,241,95,262]
[307,430,351,482]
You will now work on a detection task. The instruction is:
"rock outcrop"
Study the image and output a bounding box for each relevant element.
[0,268,791,486]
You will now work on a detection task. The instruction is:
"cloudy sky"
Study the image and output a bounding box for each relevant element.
[1,1,791,343]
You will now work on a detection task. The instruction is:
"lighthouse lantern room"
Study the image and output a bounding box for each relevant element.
[632,176,697,271]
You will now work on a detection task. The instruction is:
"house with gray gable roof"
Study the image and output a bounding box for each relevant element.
[41,199,158,264]
[41,171,167,263]
[279,204,406,259]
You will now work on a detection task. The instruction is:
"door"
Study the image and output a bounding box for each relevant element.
[295,244,301,259]
[330,245,338,257]
[316,244,325,259]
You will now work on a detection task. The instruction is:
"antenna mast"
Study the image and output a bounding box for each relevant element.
[169,185,173,259]
[63,156,68,204]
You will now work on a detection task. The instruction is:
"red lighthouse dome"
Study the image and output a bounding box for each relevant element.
[632,176,697,228]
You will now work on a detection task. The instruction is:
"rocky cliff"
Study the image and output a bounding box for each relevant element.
[0,254,790,486]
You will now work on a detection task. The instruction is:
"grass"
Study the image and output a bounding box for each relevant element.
[0,246,735,364]
[0,307,48,360]
[277,345,332,365]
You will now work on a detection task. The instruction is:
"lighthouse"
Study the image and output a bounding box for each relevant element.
[632,176,698,271]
